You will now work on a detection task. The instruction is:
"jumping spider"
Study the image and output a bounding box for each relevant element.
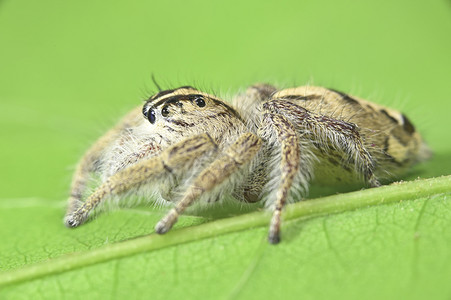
[65,84,430,244]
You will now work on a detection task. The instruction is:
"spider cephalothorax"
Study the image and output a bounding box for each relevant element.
[65,84,430,244]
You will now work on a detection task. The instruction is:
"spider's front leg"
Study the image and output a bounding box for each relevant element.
[155,132,262,234]
[67,107,142,214]
[65,133,217,227]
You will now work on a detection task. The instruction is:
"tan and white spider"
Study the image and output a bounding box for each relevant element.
[65,84,430,244]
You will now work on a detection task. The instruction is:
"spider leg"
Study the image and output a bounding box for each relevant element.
[261,112,307,244]
[155,132,262,234]
[65,133,217,227]
[265,100,381,187]
[67,107,142,213]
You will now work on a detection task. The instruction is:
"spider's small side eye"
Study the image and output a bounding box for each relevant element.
[195,97,206,107]
[148,109,156,124]
[161,106,170,117]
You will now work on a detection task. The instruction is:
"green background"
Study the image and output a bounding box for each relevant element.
[0,0,450,299]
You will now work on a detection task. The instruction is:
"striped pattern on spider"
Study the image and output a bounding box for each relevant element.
[65,83,430,244]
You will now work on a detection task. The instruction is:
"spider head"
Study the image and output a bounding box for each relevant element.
[142,87,243,140]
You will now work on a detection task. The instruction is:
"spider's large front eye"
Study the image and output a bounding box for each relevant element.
[195,97,206,107]
[148,109,156,124]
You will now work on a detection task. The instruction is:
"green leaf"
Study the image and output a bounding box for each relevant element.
[1,177,451,299]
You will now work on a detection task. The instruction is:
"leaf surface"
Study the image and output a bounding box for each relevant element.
[1,177,451,300]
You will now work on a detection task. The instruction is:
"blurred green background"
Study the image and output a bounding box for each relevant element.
[1,0,450,200]
[0,0,450,299]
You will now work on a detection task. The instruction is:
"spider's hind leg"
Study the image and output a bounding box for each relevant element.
[266,99,381,188]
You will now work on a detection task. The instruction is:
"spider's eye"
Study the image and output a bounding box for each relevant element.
[148,109,156,124]
[195,97,206,107]
[161,106,170,117]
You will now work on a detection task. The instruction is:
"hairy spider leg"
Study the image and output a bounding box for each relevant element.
[155,132,262,234]
[65,134,217,227]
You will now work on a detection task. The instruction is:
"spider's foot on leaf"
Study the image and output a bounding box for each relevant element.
[268,232,281,244]
[155,209,179,234]
[64,215,80,228]
[64,210,88,228]
[369,177,381,188]
[64,198,86,228]
[268,210,282,244]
